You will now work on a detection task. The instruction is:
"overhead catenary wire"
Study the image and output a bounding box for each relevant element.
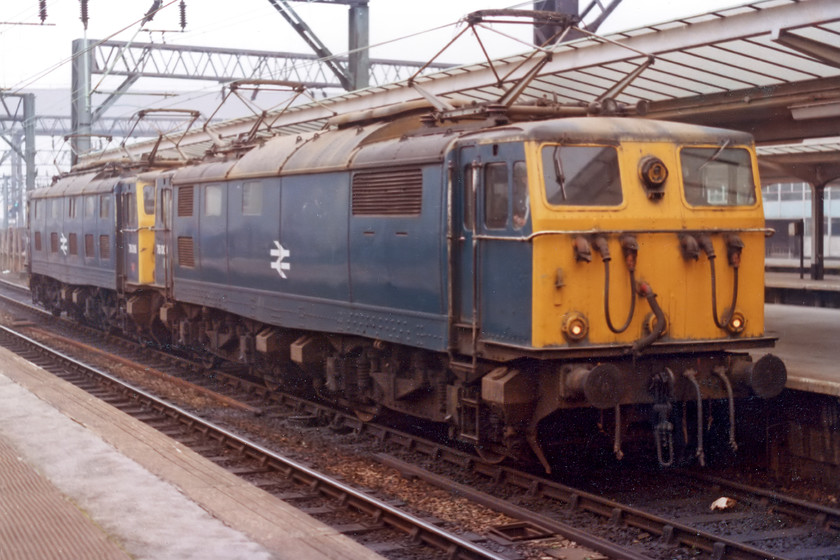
[6,0,540,172]
[10,0,181,95]
[105,3,539,123]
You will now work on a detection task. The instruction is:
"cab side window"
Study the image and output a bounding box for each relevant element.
[463,164,475,231]
[512,161,528,230]
[143,185,155,215]
[125,189,137,227]
[484,162,508,230]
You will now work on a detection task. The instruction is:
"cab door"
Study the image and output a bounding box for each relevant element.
[120,182,140,285]
[120,179,156,286]
[453,141,532,352]
[153,175,173,291]
[453,145,479,335]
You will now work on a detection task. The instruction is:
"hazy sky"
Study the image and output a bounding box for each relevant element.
[2,0,752,93]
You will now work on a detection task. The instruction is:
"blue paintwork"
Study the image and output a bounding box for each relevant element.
[349,166,445,314]
[173,183,199,283]
[197,183,229,287]
[278,173,351,301]
[167,128,537,353]
[226,178,281,291]
[171,163,452,351]
[452,139,533,347]
[28,179,119,291]
[478,240,532,346]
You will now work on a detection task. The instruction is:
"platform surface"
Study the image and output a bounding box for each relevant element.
[0,346,384,560]
[764,303,840,397]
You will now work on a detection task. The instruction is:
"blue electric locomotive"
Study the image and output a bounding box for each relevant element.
[28,107,786,470]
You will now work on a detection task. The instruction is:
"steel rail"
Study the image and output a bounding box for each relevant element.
[464,462,796,560]
[675,469,840,532]
[378,454,652,560]
[0,323,508,560]
[3,283,837,559]
[380,454,800,560]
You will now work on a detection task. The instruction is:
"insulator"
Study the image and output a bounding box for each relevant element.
[39,0,47,24]
[179,0,187,31]
[142,0,161,25]
[79,0,89,29]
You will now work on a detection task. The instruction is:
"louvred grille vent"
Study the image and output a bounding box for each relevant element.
[178,237,194,268]
[99,235,110,259]
[352,168,422,216]
[178,186,194,217]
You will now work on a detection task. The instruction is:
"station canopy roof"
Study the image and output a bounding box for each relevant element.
[101,0,840,181]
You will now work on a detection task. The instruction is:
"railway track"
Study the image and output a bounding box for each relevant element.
[377,454,840,560]
[0,322,513,560]
[1,281,838,559]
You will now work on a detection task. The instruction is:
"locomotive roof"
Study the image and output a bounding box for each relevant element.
[226,114,452,180]
[42,116,757,192]
[222,116,754,182]
[30,171,122,199]
[170,160,237,185]
[458,117,755,147]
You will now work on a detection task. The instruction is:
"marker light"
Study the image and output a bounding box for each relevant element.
[562,312,589,342]
[726,311,746,335]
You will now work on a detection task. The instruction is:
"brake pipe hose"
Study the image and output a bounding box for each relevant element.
[593,235,637,334]
[632,281,666,355]
[699,234,740,330]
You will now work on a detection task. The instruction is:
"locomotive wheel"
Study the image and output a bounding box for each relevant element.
[200,354,222,370]
[353,402,383,422]
[262,368,283,392]
[475,445,507,465]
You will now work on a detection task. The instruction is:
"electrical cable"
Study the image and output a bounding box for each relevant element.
[10,0,181,94]
[603,260,636,334]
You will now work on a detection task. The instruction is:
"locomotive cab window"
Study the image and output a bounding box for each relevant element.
[512,161,528,230]
[681,147,756,207]
[463,164,475,231]
[484,162,508,229]
[143,185,155,215]
[542,145,622,206]
[125,189,137,227]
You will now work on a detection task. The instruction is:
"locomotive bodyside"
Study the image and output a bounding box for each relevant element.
[28,172,121,321]
[164,120,453,359]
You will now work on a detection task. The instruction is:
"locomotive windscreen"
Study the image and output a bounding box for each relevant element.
[541,145,622,206]
[680,147,756,207]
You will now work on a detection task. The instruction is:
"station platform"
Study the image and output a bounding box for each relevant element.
[763,303,840,398]
[0,346,384,560]
[765,259,840,307]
